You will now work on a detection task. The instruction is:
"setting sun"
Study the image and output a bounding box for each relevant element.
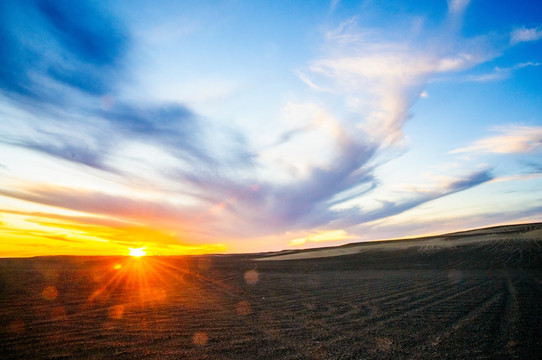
[129,247,146,257]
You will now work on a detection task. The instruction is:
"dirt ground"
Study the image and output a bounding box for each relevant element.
[1,223,542,359]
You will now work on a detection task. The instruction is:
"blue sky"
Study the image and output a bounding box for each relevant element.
[0,0,541,256]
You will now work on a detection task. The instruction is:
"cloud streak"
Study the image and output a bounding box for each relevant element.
[451,125,542,154]
[0,187,228,251]
[0,0,127,101]
[335,169,493,227]
[434,61,541,83]
[511,27,542,45]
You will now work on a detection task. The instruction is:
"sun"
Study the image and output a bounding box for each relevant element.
[129,247,147,257]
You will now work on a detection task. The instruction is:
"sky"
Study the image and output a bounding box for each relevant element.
[1,0,541,257]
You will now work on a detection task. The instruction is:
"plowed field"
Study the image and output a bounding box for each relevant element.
[1,225,541,359]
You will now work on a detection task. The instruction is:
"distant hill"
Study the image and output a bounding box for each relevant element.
[256,222,542,261]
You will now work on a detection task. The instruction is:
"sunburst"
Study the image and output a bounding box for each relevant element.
[129,247,146,257]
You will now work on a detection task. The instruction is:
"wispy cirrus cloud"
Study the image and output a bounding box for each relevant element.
[450,125,542,154]
[0,0,251,176]
[436,61,541,83]
[511,26,542,45]
[0,186,197,229]
[0,0,127,170]
[333,169,493,228]
[300,8,491,147]
[0,0,127,101]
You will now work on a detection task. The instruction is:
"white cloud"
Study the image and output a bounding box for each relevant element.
[450,125,542,154]
[436,53,480,72]
[303,19,490,147]
[511,27,542,45]
[257,102,355,182]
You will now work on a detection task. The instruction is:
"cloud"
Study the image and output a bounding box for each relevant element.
[334,169,493,227]
[0,208,227,254]
[0,0,128,101]
[447,0,471,15]
[489,173,542,184]
[450,126,542,154]
[0,208,135,229]
[350,203,542,243]
[179,136,377,231]
[511,27,542,45]
[176,145,492,241]
[0,186,193,226]
[23,141,110,171]
[436,61,541,83]
[0,186,226,248]
[0,0,129,171]
[100,103,209,164]
[303,17,491,147]
[0,0,252,176]
[297,71,326,92]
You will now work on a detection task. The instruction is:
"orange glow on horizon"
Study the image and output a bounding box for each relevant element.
[0,210,227,257]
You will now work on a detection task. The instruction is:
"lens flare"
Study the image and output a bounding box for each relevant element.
[129,247,146,257]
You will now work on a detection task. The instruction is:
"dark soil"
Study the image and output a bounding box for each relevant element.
[1,233,541,359]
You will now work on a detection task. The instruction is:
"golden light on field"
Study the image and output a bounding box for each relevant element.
[129,247,146,257]
[84,254,237,316]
